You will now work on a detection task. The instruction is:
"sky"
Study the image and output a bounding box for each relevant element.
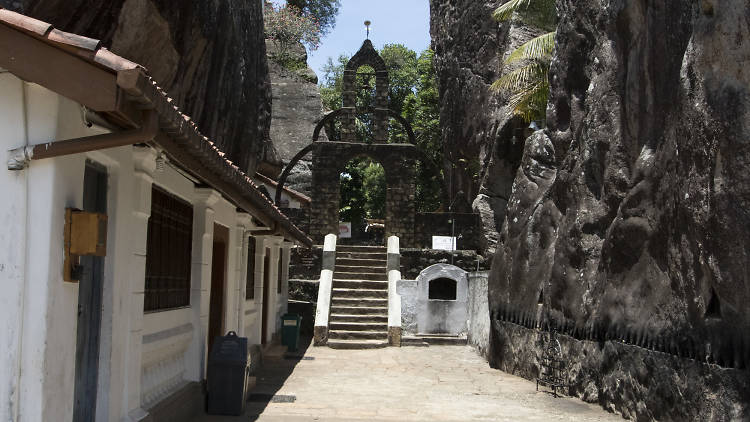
[272,0,432,79]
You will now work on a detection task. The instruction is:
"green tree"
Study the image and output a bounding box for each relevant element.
[491,0,557,123]
[264,4,322,59]
[286,0,341,37]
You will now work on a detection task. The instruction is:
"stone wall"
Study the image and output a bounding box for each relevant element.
[486,0,750,420]
[400,249,488,280]
[289,246,322,280]
[415,212,481,251]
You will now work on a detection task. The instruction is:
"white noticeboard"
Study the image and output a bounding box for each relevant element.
[339,222,352,238]
[432,236,457,251]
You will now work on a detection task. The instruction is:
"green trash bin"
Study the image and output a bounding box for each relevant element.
[281,313,302,352]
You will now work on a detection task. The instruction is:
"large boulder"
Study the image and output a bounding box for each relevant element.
[488,0,750,419]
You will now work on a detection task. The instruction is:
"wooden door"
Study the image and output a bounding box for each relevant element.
[208,224,229,356]
[261,248,271,344]
[73,161,107,422]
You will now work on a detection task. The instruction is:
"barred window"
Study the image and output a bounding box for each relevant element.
[245,237,256,300]
[144,185,193,312]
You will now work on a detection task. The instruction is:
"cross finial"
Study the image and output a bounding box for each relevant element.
[364,20,372,39]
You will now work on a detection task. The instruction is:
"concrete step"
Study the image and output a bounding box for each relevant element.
[329,306,388,316]
[327,339,388,349]
[335,258,387,267]
[329,321,388,331]
[329,330,388,340]
[333,271,387,281]
[333,279,388,290]
[401,335,468,346]
[332,288,387,299]
[329,313,388,324]
[337,246,387,253]
[336,252,387,260]
[333,265,387,274]
[331,297,388,307]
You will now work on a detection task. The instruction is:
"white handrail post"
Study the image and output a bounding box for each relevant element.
[314,233,337,346]
[387,235,402,346]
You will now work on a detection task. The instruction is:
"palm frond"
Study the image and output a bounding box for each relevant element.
[505,31,556,64]
[493,0,533,21]
[491,62,548,94]
[507,79,549,122]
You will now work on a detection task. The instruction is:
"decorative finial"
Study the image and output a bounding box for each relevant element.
[364,20,372,39]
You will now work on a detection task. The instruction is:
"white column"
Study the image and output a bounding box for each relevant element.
[387,236,402,346]
[234,213,252,337]
[123,146,157,421]
[184,188,220,382]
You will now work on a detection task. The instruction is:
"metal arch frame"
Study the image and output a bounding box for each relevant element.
[274,108,440,207]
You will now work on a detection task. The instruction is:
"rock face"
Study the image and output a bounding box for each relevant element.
[430,0,535,254]
[487,0,750,420]
[3,0,272,174]
[266,40,327,195]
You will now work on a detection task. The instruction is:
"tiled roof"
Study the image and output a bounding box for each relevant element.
[0,7,312,246]
[254,172,312,204]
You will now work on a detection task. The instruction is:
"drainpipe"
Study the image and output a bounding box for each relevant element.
[7,110,158,170]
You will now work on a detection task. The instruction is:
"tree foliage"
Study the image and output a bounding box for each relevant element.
[264,3,322,58]
[491,0,556,123]
[286,0,341,37]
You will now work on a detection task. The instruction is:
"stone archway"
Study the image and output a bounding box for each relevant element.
[310,142,418,246]
[276,39,439,247]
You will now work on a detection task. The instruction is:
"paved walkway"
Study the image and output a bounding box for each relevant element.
[193,341,622,422]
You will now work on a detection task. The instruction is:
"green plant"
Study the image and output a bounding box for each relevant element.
[264,4,321,60]
[491,0,556,123]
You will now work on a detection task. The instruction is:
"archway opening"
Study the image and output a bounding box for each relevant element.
[339,156,386,245]
[428,277,457,301]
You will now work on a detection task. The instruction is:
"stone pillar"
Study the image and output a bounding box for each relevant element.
[311,147,340,242]
[385,156,416,247]
[373,71,390,143]
[123,146,157,421]
[184,188,221,381]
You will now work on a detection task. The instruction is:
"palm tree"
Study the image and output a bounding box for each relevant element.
[491,0,556,123]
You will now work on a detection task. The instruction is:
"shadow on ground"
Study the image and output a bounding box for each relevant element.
[191,336,313,421]
[245,336,313,421]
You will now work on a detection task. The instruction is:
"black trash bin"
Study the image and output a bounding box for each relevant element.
[206,331,249,415]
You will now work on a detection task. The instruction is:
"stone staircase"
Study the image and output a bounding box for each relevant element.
[328,245,389,349]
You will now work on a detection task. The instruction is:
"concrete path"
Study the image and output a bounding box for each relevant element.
[192,341,622,422]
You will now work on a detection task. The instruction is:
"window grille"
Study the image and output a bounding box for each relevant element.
[246,237,256,300]
[144,185,193,312]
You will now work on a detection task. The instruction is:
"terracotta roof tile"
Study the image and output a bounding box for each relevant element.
[0,7,311,246]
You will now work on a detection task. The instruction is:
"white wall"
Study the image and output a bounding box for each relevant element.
[0,74,292,422]
[0,70,30,422]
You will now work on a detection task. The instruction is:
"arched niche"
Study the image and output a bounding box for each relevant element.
[414,264,468,335]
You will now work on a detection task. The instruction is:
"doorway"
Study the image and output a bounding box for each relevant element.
[208,224,229,356]
[339,156,386,244]
[261,248,271,344]
[72,161,107,422]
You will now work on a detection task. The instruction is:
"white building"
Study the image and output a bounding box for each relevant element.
[0,8,311,421]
